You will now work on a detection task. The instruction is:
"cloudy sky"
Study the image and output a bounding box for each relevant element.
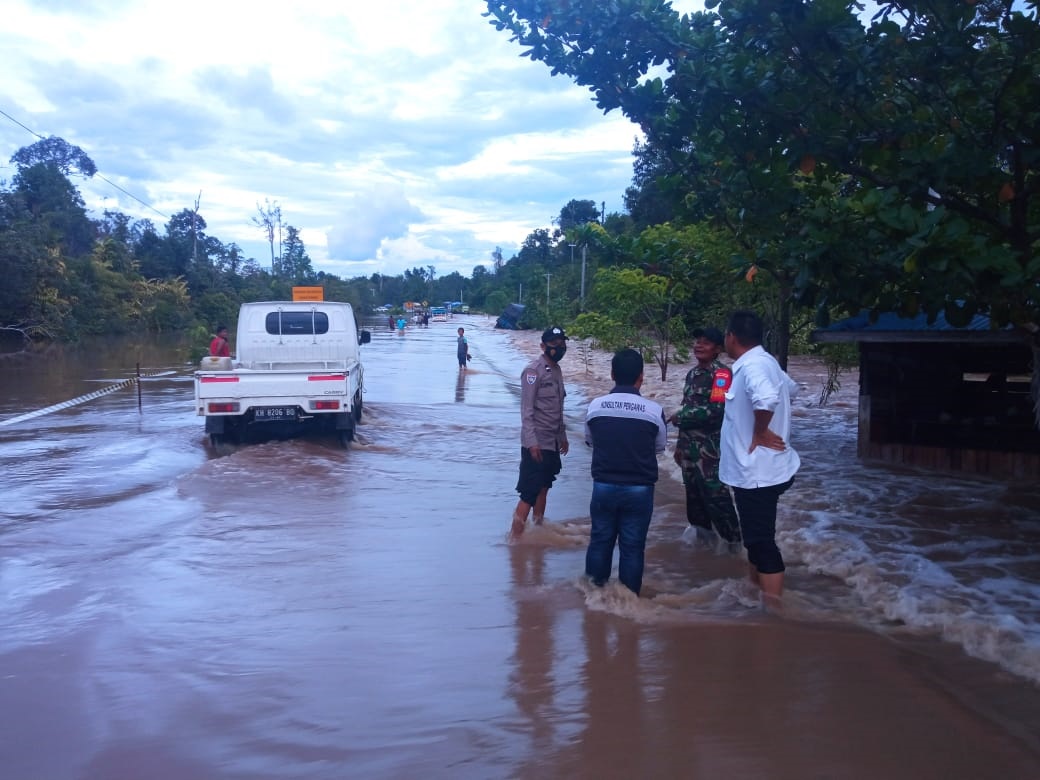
[0,1,702,279]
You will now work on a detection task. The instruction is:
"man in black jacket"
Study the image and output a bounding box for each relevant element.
[583,349,668,595]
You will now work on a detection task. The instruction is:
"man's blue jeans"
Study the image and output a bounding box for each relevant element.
[585,481,655,595]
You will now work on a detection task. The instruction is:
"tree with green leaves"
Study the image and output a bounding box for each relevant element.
[0,194,62,331]
[485,0,1040,343]
[163,208,212,289]
[574,263,688,381]
[279,225,315,283]
[624,138,691,232]
[136,277,193,332]
[1,157,95,335]
[10,160,97,258]
[71,239,142,334]
[556,198,600,232]
[10,136,97,178]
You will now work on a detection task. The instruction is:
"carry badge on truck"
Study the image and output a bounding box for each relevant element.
[709,367,732,403]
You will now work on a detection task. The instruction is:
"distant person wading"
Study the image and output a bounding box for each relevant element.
[457,327,471,371]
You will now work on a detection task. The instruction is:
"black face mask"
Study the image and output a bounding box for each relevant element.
[546,344,567,362]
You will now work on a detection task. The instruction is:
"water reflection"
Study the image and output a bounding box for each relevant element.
[574,612,644,775]
[508,546,555,750]
[455,369,467,403]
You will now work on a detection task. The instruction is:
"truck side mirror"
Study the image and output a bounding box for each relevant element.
[359,330,371,345]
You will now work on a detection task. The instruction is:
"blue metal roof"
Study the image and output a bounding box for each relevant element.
[824,309,996,332]
[812,309,1025,343]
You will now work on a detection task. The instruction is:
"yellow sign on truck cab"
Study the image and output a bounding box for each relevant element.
[292,286,324,302]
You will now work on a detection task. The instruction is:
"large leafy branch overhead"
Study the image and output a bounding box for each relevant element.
[485,0,1040,330]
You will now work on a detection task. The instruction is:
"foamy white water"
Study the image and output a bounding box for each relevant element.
[669,363,1040,683]
[523,348,1040,685]
[782,385,1040,683]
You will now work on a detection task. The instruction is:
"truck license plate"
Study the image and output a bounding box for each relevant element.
[253,406,297,421]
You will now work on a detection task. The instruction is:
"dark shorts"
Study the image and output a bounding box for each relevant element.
[516,448,562,505]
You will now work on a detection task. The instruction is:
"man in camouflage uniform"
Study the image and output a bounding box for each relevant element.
[670,327,741,550]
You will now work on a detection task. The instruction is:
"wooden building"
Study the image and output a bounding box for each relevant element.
[812,312,1040,480]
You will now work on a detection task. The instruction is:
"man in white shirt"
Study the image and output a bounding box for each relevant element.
[719,311,800,605]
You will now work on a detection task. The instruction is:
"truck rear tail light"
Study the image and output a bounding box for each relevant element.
[208,402,241,413]
[201,376,239,383]
[308,374,346,381]
[309,400,341,410]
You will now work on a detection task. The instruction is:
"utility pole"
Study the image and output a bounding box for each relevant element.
[580,244,587,310]
[568,243,576,265]
[519,282,522,304]
[545,273,552,311]
[191,192,201,266]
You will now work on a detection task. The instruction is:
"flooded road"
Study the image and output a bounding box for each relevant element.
[2,317,1040,779]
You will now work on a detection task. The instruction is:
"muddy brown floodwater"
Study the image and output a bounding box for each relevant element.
[2,317,1039,779]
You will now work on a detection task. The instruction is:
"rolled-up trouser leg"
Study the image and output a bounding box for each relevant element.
[732,479,793,574]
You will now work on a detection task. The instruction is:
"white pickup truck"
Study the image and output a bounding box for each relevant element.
[194,301,371,447]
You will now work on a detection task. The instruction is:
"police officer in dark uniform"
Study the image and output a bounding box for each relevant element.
[511,326,569,538]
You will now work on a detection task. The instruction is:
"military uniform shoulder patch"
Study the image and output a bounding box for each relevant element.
[709,367,733,402]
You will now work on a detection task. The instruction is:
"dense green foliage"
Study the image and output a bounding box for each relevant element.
[486,0,1040,363]
[0,138,502,343]
[0,138,650,346]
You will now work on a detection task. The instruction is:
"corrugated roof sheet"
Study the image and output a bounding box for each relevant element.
[812,309,1024,343]
[823,309,995,332]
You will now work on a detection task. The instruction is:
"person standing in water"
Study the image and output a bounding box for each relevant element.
[511,327,569,538]
[584,349,667,595]
[457,327,471,371]
[719,310,800,606]
[670,326,741,552]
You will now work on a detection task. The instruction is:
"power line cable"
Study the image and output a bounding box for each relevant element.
[0,106,169,219]
[0,108,44,139]
[90,171,169,220]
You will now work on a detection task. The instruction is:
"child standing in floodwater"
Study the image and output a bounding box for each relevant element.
[457,327,471,371]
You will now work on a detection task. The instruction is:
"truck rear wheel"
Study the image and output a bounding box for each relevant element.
[335,411,356,448]
[353,391,363,422]
[206,416,240,447]
[210,430,238,448]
